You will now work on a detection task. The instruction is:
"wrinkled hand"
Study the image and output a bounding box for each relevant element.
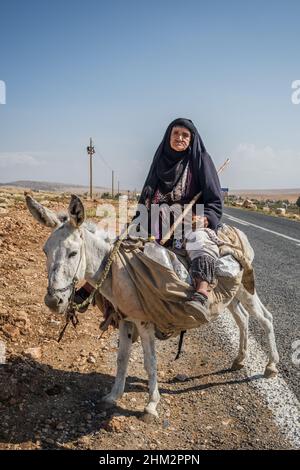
[192,215,209,228]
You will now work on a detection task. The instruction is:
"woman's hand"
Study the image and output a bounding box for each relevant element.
[192,215,209,228]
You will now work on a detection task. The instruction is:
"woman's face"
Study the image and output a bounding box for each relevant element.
[170,126,191,152]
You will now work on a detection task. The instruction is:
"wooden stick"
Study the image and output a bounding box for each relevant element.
[160,158,230,245]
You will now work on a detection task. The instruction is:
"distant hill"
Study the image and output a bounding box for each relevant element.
[1,180,298,201]
[0,180,110,194]
[229,188,300,203]
[230,188,300,195]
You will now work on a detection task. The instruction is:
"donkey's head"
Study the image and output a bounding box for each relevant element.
[25,193,87,314]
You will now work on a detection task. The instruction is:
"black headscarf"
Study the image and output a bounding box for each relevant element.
[140,118,199,198]
[155,118,195,193]
[139,118,223,229]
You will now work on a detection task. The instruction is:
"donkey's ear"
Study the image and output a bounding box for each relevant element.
[25,192,60,228]
[68,194,85,227]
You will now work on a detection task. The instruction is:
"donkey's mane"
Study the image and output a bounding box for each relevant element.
[84,220,98,233]
[84,220,113,243]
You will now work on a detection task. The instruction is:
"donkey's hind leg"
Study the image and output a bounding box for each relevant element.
[137,321,160,418]
[237,288,279,378]
[102,319,133,405]
[228,298,249,370]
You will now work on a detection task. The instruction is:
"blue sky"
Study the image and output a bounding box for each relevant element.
[0,0,299,189]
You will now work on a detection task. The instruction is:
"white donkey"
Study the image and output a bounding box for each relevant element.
[26,194,279,418]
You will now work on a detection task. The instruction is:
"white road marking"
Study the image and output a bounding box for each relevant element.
[215,311,300,448]
[223,214,250,226]
[224,213,300,244]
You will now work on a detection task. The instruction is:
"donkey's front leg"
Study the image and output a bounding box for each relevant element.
[102,320,133,405]
[137,321,160,418]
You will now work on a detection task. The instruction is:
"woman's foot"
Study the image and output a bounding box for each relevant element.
[194,279,209,303]
[190,291,208,306]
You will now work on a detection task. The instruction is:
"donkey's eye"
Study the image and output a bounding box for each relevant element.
[68,251,77,258]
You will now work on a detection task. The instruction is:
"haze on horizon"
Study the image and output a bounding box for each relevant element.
[0,0,300,192]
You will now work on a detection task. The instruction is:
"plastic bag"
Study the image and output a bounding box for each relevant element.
[215,254,241,278]
[144,242,192,284]
[144,242,174,270]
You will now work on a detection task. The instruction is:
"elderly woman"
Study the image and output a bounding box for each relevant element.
[137,117,223,305]
[75,118,223,310]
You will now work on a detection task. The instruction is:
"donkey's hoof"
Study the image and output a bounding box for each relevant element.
[141,411,159,424]
[231,359,245,371]
[141,407,158,424]
[101,396,117,409]
[264,365,278,379]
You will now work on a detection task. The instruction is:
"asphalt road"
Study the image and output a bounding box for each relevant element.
[222,207,300,399]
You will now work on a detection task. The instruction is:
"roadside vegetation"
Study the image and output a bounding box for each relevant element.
[224,194,300,221]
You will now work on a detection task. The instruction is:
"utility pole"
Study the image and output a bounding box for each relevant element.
[111,170,115,199]
[87,137,95,200]
[117,180,120,196]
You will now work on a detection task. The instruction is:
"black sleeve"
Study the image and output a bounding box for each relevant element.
[198,153,223,229]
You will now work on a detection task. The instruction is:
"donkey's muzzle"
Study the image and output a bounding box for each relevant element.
[44,293,65,312]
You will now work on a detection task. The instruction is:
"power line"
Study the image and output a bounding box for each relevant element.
[95,150,114,172]
[89,143,119,198]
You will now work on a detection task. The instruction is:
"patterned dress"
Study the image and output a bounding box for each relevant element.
[148,164,219,284]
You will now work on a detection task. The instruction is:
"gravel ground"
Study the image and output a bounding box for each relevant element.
[0,194,298,450]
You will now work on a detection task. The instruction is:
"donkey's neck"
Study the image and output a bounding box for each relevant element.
[82,226,112,285]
